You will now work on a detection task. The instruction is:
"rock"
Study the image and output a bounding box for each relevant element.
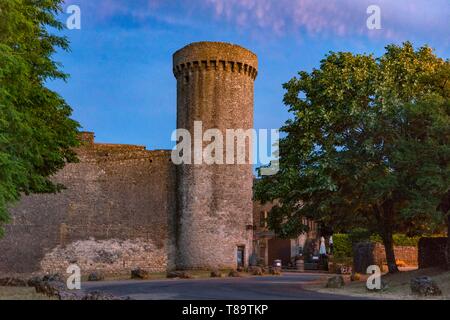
[410,276,442,296]
[27,275,125,300]
[166,271,192,279]
[82,291,121,300]
[88,272,105,282]
[131,268,149,280]
[326,276,345,288]
[350,273,361,281]
[249,266,263,276]
[42,274,64,282]
[0,277,28,287]
[58,290,84,300]
[28,276,67,298]
[269,267,282,275]
[210,270,222,278]
[228,270,241,277]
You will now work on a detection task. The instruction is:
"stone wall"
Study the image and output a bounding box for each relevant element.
[0,42,259,275]
[0,133,176,275]
[353,242,418,273]
[418,237,447,269]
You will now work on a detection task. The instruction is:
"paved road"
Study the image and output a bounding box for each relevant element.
[82,273,364,300]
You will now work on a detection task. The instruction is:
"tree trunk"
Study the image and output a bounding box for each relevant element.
[437,192,450,270]
[381,229,399,274]
[374,201,399,274]
[447,215,450,270]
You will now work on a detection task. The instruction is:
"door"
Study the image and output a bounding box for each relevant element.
[237,246,245,268]
[268,238,291,266]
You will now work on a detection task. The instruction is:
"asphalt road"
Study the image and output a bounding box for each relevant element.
[82,273,364,300]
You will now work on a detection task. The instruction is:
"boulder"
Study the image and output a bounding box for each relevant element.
[166,271,192,279]
[410,276,442,296]
[210,270,222,278]
[88,272,105,282]
[249,266,263,276]
[326,276,345,288]
[28,275,69,298]
[350,273,361,281]
[228,270,242,277]
[82,291,123,300]
[42,274,64,282]
[131,268,149,280]
[269,267,282,275]
[27,275,127,300]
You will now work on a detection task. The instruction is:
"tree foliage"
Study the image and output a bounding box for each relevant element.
[255,42,450,273]
[0,0,79,235]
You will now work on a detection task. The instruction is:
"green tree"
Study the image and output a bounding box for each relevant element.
[255,43,449,273]
[0,0,79,235]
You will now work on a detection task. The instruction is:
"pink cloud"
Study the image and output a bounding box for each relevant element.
[63,0,449,41]
[202,0,449,40]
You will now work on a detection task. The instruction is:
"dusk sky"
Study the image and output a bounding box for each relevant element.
[52,0,450,150]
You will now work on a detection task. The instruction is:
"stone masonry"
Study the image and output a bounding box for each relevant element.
[0,134,176,274]
[174,42,257,269]
[0,42,257,275]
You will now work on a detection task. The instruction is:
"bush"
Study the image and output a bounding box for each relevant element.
[333,231,422,259]
[368,233,419,247]
[348,228,372,244]
[392,234,420,247]
[333,234,352,258]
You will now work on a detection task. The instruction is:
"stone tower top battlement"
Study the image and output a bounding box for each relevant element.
[173,42,258,80]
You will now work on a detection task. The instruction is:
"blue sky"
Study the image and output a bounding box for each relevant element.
[51,0,450,150]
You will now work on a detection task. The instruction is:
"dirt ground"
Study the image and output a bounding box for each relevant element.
[307,267,450,300]
[0,286,53,300]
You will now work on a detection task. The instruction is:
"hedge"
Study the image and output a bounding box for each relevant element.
[333,234,352,258]
[332,232,421,258]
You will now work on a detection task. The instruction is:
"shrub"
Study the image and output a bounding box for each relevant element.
[333,234,352,258]
[333,232,422,259]
[368,233,419,247]
[348,228,371,244]
[392,234,420,247]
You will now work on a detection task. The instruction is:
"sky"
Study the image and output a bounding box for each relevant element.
[51,0,450,150]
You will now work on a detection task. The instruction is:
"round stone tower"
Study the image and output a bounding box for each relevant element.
[173,42,257,270]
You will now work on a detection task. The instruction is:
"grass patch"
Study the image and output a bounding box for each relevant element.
[0,286,54,300]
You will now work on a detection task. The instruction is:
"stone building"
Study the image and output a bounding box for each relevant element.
[0,42,259,275]
[0,42,319,275]
[253,201,318,267]
[173,42,257,270]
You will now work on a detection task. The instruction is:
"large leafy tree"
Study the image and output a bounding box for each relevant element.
[255,43,449,273]
[0,0,79,235]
